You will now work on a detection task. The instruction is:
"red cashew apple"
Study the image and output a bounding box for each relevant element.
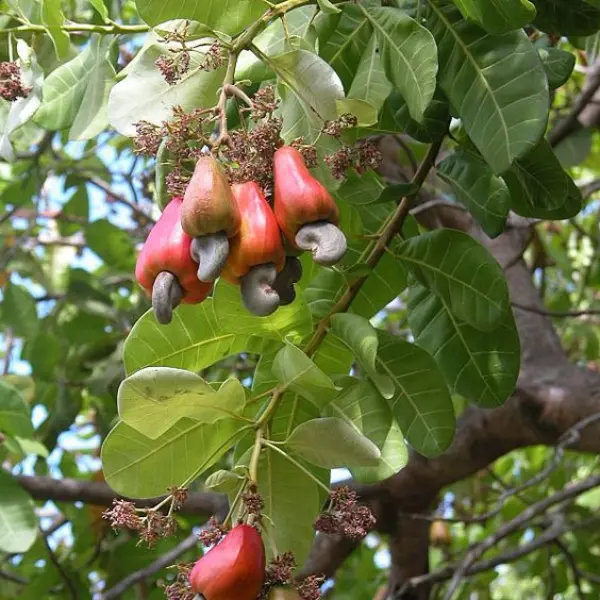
[221,181,286,316]
[189,524,266,600]
[135,196,212,325]
[273,145,347,266]
[181,155,241,282]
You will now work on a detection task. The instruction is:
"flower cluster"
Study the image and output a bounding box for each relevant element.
[260,552,325,600]
[198,516,227,547]
[242,483,265,518]
[0,62,30,102]
[324,140,382,180]
[102,499,178,548]
[322,113,358,138]
[162,562,196,600]
[313,486,376,540]
[156,53,191,86]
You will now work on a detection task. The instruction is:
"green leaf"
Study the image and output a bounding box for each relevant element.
[336,98,378,126]
[25,331,61,378]
[398,229,510,332]
[0,471,37,553]
[317,0,341,14]
[213,280,313,342]
[34,35,115,139]
[408,285,520,408]
[313,334,354,377]
[257,447,327,563]
[235,7,317,82]
[553,128,592,169]
[451,0,536,34]
[122,298,284,376]
[533,0,600,36]
[274,48,344,142]
[41,0,70,59]
[330,313,394,398]
[272,342,337,409]
[117,368,246,439]
[326,379,408,482]
[8,436,49,458]
[153,138,171,210]
[319,4,373,90]
[85,218,136,270]
[503,139,583,219]
[347,33,393,112]
[58,186,89,237]
[0,381,33,438]
[538,47,576,89]
[89,0,109,21]
[378,88,450,142]
[377,332,455,457]
[205,469,245,494]
[0,40,44,163]
[108,37,225,135]
[101,417,246,498]
[363,6,437,122]
[135,0,265,34]
[426,0,549,174]
[2,282,38,338]
[437,146,510,237]
[286,417,381,468]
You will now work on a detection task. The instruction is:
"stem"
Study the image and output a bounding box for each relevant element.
[249,428,264,482]
[256,387,285,428]
[263,442,331,494]
[0,23,149,34]
[223,480,248,527]
[302,132,446,357]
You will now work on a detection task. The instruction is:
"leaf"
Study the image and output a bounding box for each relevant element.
[426,0,549,174]
[58,186,89,237]
[235,7,317,82]
[153,138,171,210]
[2,282,38,338]
[326,379,408,482]
[319,4,373,89]
[205,469,245,494]
[363,6,437,122]
[34,35,115,138]
[347,33,392,112]
[398,229,510,332]
[0,471,37,553]
[135,0,265,34]
[41,0,70,59]
[336,98,378,126]
[286,417,381,468]
[553,128,592,169]
[89,0,109,20]
[272,342,337,409]
[330,313,394,398]
[317,0,341,14]
[108,38,225,135]
[123,300,281,376]
[9,437,49,458]
[533,0,600,36]
[538,47,576,89]
[377,332,455,457]
[117,368,246,439]
[0,380,33,438]
[25,331,61,378]
[408,285,520,408]
[503,139,583,219]
[85,218,136,270]
[101,417,246,498]
[451,0,536,34]
[437,146,510,237]
[213,280,313,343]
[273,49,344,142]
[380,88,450,143]
[0,40,43,163]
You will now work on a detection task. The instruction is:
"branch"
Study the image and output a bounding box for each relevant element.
[100,532,198,600]
[43,533,77,600]
[549,58,600,146]
[14,475,228,518]
[511,302,600,318]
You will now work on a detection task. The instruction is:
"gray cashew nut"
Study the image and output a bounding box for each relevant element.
[240,263,281,317]
[272,256,303,306]
[190,232,229,282]
[295,221,347,266]
[152,271,183,325]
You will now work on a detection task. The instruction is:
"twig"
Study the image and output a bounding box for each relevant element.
[512,302,600,318]
[553,539,584,600]
[441,475,600,599]
[43,533,77,600]
[100,532,198,600]
[0,569,28,584]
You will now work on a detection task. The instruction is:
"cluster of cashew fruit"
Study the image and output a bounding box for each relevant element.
[189,524,299,600]
[135,146,347,324]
